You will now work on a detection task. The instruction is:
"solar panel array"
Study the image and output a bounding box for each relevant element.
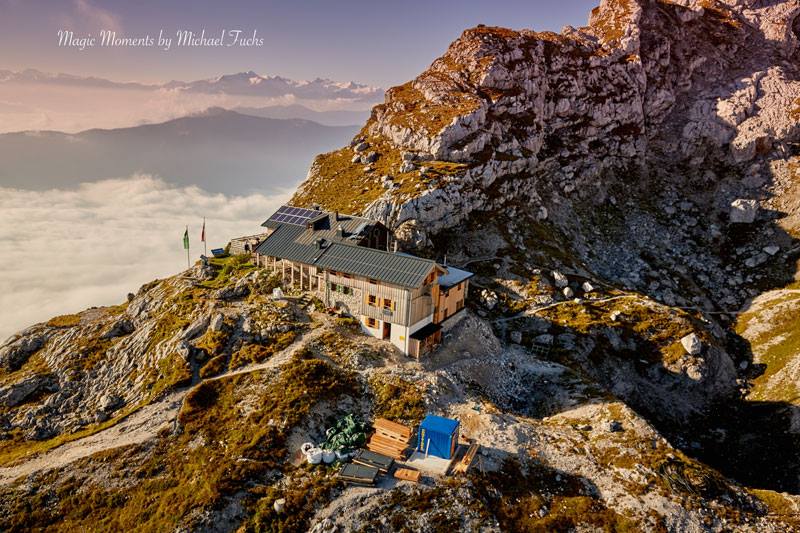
[268,205,321,226]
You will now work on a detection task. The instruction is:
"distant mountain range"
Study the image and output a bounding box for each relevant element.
[232,104,369,127]
[0,108,358,194]
[0,68,384,102]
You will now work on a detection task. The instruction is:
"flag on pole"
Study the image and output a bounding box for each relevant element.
[183,226,190,268]
[201,218,207,256]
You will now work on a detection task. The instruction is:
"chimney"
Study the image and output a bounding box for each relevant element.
[393,241,398,253]
[312,203,321,211]
[337,224,344,238]
[334,211,339,221]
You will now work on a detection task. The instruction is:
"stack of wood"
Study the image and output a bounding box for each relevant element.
[452,442,479,475]
[366,418,412,460]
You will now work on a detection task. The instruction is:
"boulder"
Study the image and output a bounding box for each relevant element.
[99,393,123,413]
[0,334,47,372]
[562,287,574,299]
[101,318,134,340]
[480,290,498,310]
[533,334,554,346]
[680,333,703,355]
[209,313,226,332]
[273,498,286,513]
[26,424,56,441]
[729,199,758,224]
[0,373,59,407]
[509,331,523,344]
[552,271,569,288]
[763,245,780,256]
[353,142,369,153]
[399,161,415,173]
[181,315,210,341]
[581,281,595,293]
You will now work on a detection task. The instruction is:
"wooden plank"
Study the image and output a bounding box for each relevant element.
[366,442,406,460]
[366,439,406,458]
[453,443,479,474]
[394,468,421,483]
[373,418,411,439]
[374,428,411,445]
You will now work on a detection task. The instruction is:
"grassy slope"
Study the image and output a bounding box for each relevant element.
[735,282,800,404]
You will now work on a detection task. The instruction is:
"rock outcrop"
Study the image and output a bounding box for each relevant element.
[294,0,800,311]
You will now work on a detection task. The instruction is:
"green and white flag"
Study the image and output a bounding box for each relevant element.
[183,227,189,250]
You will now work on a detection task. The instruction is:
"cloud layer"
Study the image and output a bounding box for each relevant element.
[0,175,289,341]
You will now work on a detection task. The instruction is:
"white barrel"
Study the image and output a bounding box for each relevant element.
[306,447,323,464]
[300,442,314,455]
[322,449,336,464]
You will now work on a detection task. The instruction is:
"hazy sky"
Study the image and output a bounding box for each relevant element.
[0,0,598,87]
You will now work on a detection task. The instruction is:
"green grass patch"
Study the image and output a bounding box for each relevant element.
[736,293,800,403]
[229,331,297,370]
[200,254,256,290]
[46,314,81,328]
[199,354,226,379]
[369,374,425,424]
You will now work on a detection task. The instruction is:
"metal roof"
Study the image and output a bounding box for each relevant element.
[255,205,441,288]
[316,243,436,288]
[419,414,459,435]
[254,224,327,265]
[438,266,474,290]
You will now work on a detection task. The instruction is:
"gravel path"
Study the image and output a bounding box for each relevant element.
[0,391,184,485]
[0,324,323,486]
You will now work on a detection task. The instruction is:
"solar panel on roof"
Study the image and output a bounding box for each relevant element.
[267,205,321,226]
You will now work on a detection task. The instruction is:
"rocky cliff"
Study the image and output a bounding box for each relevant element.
[294,0,800,309]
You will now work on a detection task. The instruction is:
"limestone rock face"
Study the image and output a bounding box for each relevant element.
[293,0,800,314]
[304,1,797,223]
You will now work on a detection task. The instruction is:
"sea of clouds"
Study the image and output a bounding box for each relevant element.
[0,175,290,341]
